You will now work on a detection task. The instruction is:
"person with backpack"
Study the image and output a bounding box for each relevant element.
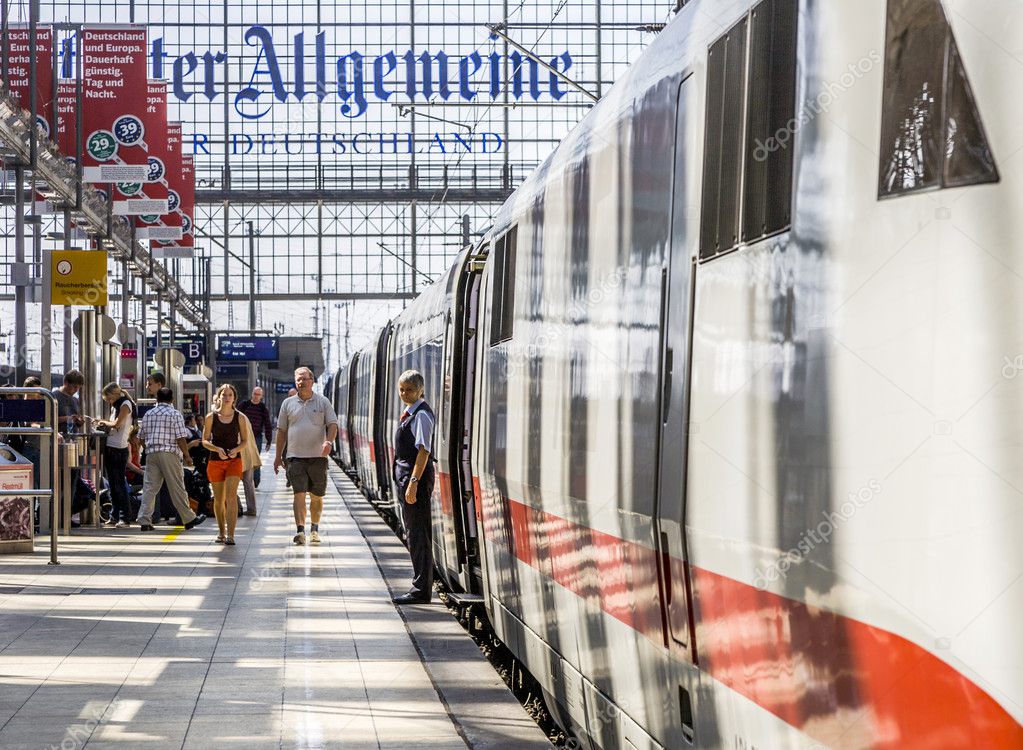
[94,382,136,528]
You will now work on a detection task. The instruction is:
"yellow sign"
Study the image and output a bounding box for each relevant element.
[51,250,108,306]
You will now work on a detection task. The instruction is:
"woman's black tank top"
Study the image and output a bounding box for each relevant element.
[209,411,240,459]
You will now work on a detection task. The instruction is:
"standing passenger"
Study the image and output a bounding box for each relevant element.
[136,387,206,532]
[52,369,84,434]
[95,383,136,528]
[202,384,248,545]
[390,370,436,605]
[237,386,272,515]
[273,367,337,545]
[145,372,166,398]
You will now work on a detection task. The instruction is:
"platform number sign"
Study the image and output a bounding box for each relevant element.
[146,335,206,366]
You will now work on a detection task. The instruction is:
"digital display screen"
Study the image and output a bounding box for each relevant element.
[217,336,279,362]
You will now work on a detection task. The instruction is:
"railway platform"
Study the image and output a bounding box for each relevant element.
[0,464,550,749]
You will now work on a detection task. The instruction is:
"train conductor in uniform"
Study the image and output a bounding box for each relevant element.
[391,369,436,605]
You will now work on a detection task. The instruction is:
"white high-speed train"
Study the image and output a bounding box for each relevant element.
[331,0,1023,747]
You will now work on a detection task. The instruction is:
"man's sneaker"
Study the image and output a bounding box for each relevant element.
[310,531,321,545]
[115,520,129,529]
[293,532,305,546]
[103,519,118,528]
[139,524,154,532]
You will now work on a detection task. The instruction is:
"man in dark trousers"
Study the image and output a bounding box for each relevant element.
[391,369,436,605]
[238,386,272,515]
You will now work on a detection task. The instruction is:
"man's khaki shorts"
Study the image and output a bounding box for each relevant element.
[286,457,328,496]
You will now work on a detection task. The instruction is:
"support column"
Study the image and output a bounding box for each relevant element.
[410,200,418,295]
[247,221,256,394]
[140,282,147,375]
[121,256,129,334]
[36,218,50,388]
[14,166,26,385]
[62,205,73,371]
[595,0,603,98]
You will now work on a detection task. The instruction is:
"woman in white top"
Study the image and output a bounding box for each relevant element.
[96,382,135,528]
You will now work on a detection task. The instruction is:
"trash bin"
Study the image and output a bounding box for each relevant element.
[0,443,34,553]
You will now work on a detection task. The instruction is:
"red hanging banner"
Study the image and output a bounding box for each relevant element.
[113,80,170,216]
[32,81,77,214]
[55,80,76,159]
[5,25,54,137]
[152,147,194,257]
[80,26,150,184]
[137,120,183,241]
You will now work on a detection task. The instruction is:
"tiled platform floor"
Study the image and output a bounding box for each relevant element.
[0,461,550,749]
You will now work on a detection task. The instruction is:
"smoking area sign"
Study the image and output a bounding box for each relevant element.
[51,250,108,306]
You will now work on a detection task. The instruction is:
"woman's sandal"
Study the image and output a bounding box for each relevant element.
[216,535,226,544]
[225,537,236,545]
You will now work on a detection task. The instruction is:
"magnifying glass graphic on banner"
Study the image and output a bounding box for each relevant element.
[112,114,148,153]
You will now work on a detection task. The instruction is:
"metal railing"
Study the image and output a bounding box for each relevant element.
[0,387,60,564]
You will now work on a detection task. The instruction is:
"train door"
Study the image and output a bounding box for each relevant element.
[451,253,484,592]
[372,325,393,504]
[655,73,701,669]
[345,356,359,469]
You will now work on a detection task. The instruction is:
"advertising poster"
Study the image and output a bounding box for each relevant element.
[80,26,150,184]
[5,25,54,137]
[113,79,170,216]
[137,120,183,241]
[153,152,194,257]
[55,80,76,159]
[33,81,77,214]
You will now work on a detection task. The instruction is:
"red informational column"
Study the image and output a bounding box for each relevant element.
[113,80,170,216]
[5,25,54,137]
[152,149,194,257]
[80,26,150,184]
[138,121,183,241]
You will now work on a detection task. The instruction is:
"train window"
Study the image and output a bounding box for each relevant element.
[489,226,517,346]
[879,0,998,197]
[742,0,798,244]
[699,16,747,260]
[700,0,798,260]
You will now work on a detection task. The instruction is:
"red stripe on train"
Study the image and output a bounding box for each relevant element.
[483,489,1023,749]
[437,471,454,516]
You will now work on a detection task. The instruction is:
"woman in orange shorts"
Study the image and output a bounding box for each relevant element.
[202,384,249,544]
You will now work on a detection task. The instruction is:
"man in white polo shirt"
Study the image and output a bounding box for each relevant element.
[273,367,338,545]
